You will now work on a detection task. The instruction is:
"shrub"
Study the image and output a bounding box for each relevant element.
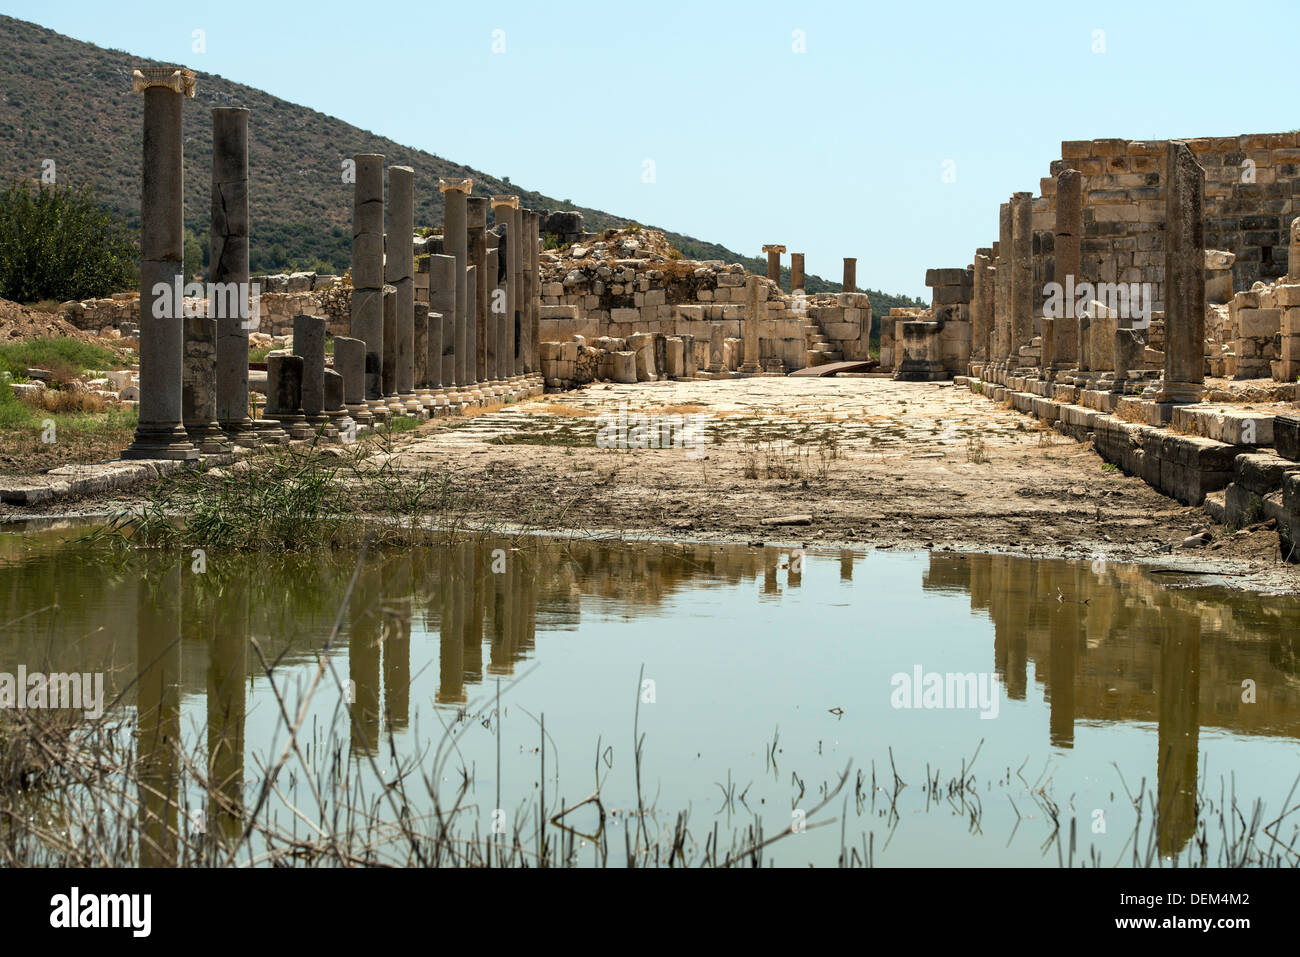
[0,180,138,303]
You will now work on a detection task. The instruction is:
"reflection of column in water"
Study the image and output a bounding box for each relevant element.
[1003,559,1030,700]
[137,560,181,867]
[511,549,527,665]
[763,549,779,594]
[839,550,853,582]
[208,582,247,843]
[489,542,514,675]
[1047,600,1078,749]
[383,556,412,731]
[436,543,465,705]
[348,561,382,756]
[488,540,506,676]
[1157,608,1200,858]
[520,547,537,658]
[787,550,802,589]
[464,541,485,683]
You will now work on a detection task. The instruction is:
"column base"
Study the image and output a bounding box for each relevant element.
[220,418,262,448]
[252,419,291,445]
[185,421,235,455]
[345,403,374,430]
[123,423,200,462]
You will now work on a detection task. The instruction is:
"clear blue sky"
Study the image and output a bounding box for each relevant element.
[3,0,1293,298]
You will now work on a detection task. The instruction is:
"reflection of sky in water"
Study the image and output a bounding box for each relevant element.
[3,531,1298,866]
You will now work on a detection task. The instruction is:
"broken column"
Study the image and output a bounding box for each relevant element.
[708,323,726,373]
[843,257,857,292]
[324,369,355,441]
[265,354,312,440]
[1289,217,1300,284]
[351,154,387,420]
[387,165,420,414]
[1156,141,1206,407]
[741,276,763,373]
[1010,192,1034,371]
[791,253,805,294]
[123,66,199,462]
[762,244,785,286]
[293,314,336,440]
[210,106,257,446]
[183,312,229,453]
[334,335,372,428]
[440,178,472,408]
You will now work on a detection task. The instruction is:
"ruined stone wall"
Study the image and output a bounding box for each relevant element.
[1030,134,1300,316]
[538,231,873,372]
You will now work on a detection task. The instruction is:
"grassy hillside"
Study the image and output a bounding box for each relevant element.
[0,14,924,310]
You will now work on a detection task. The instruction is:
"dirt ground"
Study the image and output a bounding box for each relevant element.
[9,375,1299,593]
[382,376,1297,593]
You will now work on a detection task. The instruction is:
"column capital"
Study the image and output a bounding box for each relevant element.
[490,195,520,209]
[762,244,786,254]
[438,177,473,194]
[132,66,196,97]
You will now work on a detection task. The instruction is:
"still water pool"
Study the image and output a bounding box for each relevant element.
[2,525,1297,866]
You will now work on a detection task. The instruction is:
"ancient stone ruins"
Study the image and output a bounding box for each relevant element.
[16,66,1300,562]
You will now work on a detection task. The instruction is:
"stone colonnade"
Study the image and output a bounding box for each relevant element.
[122,62,544,461]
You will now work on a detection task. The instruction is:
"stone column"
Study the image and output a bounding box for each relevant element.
[790,253,805,294]
[351,154,386,420]
[123,66,199,462]
[465,264,478,402]
[1156,141,1206,406]
[293,314,337,439]
[387,165,420,414]
[485,243,501,386]
[996,205,1012,372]
[1011,192,1034,371]
[413,301,431,409]
[210,107,256,446]
[506,197,527,392]
[334,335,372,428]
[524,209,542,392]
[843,257,857,292]
[440,178,472,407]
[429,252,457,412]
[741,276,763,373]
[382,285,403,414]
[1056,168,1083,377]
[467,197,489,396]
[762,244,785,286]
[425,311,445,415]
[971,250,992,370]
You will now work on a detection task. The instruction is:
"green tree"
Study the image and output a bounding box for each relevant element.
[182,227,205,280]
[0,180,138,303]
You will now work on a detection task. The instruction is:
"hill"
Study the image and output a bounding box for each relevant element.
[0,15,925,312]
